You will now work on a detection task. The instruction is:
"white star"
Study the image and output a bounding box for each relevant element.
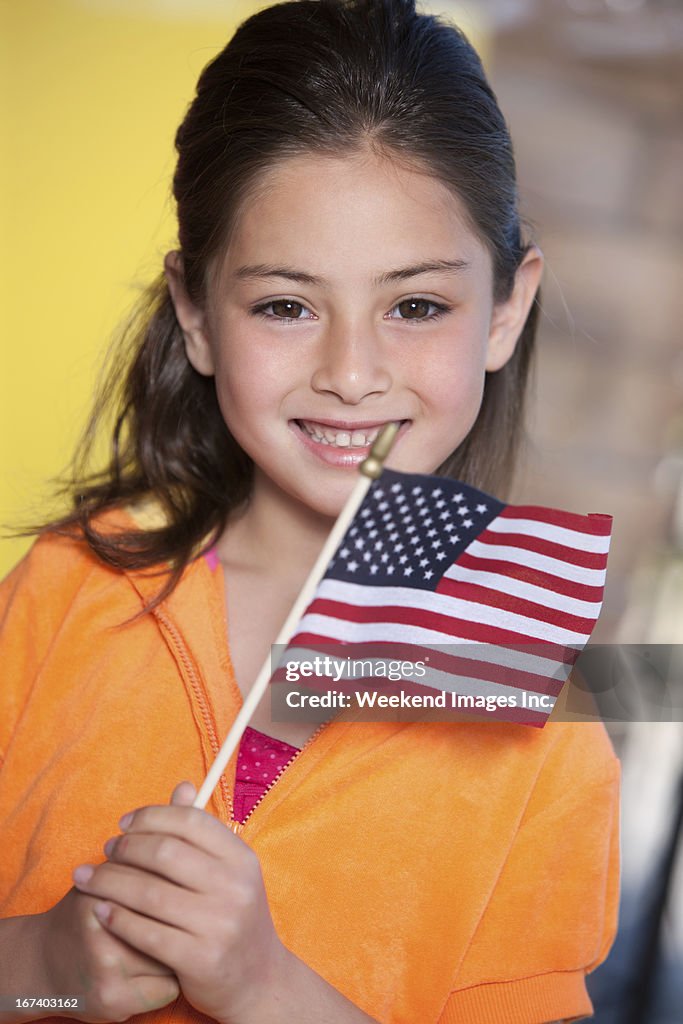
[347,560,359,572]
[463,519,473,528]
[363,552,371,562]
[374,540,383,551]
[361,508,371,518]
[423,518,433,527]
[409,536,420,546]
[378,501,389,511]
[433,488,442,497]
[419,558,429,567]
[439,511,451,521]
[387,565,395,575]
[354,538,365,549]
[436,551,447,561]
[404,566,414,576]
[370,564,378,574]
[368,528,378,538]
[391,483,402,493]
[450,534,461,544]
[411,486,422,495]
[415,496,425,506]
[452,492,463,502]
[432,540,442,550]
[476,503,488,513]
[349,527,358,536]
[374,488,385,499]
[435,499,446,509]
[415,546,424,555]
[395,543,404,553]
[427,529,437,538]
[380,552,389,563]
[339,547,350,557]
[399,554,408,564]
[406,525,416,534]
[424,570,434,580]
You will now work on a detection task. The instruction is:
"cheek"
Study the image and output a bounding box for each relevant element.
[420,335,488,423]
[212,341,287,418]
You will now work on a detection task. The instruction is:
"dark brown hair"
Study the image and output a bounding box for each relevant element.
[21,0,539,608]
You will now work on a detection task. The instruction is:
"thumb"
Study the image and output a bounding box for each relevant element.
[170,780,198,806]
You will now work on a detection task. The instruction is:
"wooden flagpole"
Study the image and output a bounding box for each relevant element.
[192,422,400,811]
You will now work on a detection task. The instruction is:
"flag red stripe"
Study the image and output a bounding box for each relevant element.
[476,530,608,569]
[499,505,613,535]
[455,552,606,600]
[435,578,597,634]
[301,598,579,661]
[282,636,568,696]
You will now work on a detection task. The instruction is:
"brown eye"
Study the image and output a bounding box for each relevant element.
[271,299,304,318]
[397,299,432,319]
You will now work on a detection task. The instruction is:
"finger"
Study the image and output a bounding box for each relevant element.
[97,931,177,979]
[92,900,190,975]
[73,862,198,933]
[118,801,240,860]
[170,780,197,806]
[102,832,215,893]
[82,970,180,1018]
[70,888,177,978]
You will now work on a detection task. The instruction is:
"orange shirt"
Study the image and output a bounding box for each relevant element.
[0,510,620,1024]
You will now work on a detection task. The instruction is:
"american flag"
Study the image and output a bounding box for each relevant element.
[274,469,612,727]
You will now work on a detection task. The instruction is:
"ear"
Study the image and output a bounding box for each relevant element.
[164,251,215,376]
[485,245,544,372]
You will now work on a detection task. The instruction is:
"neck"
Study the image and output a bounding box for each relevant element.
[215,470,336,582]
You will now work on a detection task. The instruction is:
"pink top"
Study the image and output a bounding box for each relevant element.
[234,726,301,823]
[202,547,301,823]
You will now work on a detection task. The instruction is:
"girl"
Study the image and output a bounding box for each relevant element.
[0,1,619,1022]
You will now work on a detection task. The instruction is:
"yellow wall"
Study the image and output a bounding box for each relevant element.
[1,0,485,578]
[0,0,262,575]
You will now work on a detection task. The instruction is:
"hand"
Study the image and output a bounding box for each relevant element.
[71,782,287,1024]
[39,887,179,1022]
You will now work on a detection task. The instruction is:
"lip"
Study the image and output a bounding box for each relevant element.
[296,417,403,430]
[290,418,410,468]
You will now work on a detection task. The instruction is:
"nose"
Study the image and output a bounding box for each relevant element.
[310,320,392,404]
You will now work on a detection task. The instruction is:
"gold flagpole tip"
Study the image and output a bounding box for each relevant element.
[359,421,401,480]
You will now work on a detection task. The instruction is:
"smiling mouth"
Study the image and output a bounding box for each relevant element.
[295,419,405,449]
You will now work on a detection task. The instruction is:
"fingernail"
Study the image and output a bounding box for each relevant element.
[119,812,133,830]
[73,864,94,885]
[93,901,111,925]
[103,837,117,857]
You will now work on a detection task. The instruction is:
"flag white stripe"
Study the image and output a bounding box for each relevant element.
[314,578,591,644]
[486,515,611,553]
[442,564,602,616]
[464,541,607,586]
[275,650,561,709]
[280,638,569,679]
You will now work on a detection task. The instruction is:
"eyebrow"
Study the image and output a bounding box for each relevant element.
[232,259,471,287]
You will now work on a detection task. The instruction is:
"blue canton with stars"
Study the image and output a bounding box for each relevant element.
[326,470,505,591]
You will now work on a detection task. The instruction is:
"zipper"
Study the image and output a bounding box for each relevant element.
[154,605,334,833]
[153,607,232,822]
[232,719,330,834]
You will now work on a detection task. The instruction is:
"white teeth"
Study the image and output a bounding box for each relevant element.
[299,420,388,448]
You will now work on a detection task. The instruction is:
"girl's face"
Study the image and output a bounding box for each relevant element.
[168,151,541,519]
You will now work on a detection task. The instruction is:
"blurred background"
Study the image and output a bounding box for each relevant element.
[2,0,682,1020]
